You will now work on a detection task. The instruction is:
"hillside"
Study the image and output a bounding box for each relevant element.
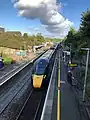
[0,33,24,49]
[0,32,45,49]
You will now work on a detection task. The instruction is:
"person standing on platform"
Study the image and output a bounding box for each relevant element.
[67,70,73,85]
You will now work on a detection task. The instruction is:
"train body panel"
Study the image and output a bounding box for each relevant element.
[33,75,43,88]
[31,49,54,89]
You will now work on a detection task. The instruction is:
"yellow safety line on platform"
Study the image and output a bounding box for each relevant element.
[57,52,60,120]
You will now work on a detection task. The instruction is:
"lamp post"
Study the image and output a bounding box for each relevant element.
[81,48,90,102]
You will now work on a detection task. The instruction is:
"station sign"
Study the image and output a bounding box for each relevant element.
[68,63,77,67]
[16,51,26,56]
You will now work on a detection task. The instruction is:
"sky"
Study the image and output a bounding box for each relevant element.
[0,0,90,38]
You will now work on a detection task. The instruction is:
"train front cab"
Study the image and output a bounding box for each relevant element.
[31,58,49,89]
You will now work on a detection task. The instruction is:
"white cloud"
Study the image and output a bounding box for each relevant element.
[13,0,73,37]
[0,25,3,28]
[28,26,40,31]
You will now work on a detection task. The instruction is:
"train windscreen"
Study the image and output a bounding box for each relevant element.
[34,59,48,75]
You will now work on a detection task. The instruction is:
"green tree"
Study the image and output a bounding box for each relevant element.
[65,27,81,59]
[23,33,28,38]
[64,9,90,62]
[65,27,77,47]
[21,46,25,50]
[36,33,45,43]
[80,9,90,46]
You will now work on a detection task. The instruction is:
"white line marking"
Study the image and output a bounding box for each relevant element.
[60,81,65,84]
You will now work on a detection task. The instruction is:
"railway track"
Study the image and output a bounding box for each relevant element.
[0,60,33,86]
[0,70,32,120]
[0,46,58,120]
[0,50,46,86]
[16,89,47,120]
[0,50,49,120]
[15,49,57,120]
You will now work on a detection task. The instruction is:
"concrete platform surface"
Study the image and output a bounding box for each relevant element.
[60,60,81,120]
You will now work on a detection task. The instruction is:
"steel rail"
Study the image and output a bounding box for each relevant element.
[16,90,44,120]
[33,90,46,120]
[15,88,34,120]
[0,48,57,120]
[0,50,47,87]
[0,77,31,115]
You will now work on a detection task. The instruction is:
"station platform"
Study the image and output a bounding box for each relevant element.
[60,60,81,120]
[40,50,81,120]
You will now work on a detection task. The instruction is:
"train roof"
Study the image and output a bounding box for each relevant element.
[34,49,53,65]
[41,49,53,59]
[35,57,49,65]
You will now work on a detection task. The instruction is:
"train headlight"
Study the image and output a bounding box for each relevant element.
[44,75,46,79]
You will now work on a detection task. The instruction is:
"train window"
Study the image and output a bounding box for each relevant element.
[35,68,45,75]
[35,64,46,75]
[38,62,46,68]
[34,59,48,75]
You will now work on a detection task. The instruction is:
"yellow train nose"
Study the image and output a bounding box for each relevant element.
[33,75,43,88]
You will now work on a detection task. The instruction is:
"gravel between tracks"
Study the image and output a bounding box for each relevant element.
[0,67,33,120]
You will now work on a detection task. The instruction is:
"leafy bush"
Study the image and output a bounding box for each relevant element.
[3,56,13,64]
